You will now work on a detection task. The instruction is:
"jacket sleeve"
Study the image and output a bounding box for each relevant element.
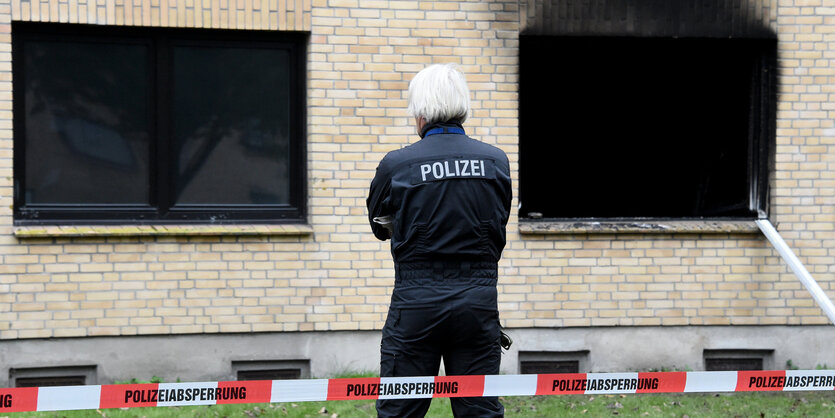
[367,159,393,241]
[503,154,512,222]
[496,152,512,226]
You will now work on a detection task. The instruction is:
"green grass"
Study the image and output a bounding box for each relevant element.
[5,392,834,417]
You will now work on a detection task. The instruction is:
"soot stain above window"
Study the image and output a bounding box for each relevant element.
[522,0,776,39]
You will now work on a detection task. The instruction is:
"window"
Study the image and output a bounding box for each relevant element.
[519,36,775,220]
[13,23,307,224]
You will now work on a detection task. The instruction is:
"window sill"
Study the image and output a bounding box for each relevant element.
[517,219,760,235]
[13,224,314,238]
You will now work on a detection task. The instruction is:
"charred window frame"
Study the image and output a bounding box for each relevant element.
[12,22,308,225]
[519,35,776,221]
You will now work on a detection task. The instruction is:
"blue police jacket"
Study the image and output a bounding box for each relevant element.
[367,120,512,268]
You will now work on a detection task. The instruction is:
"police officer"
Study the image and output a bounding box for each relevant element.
[367,64,511,417]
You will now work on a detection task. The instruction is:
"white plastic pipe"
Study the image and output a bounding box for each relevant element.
[756,219,835,326]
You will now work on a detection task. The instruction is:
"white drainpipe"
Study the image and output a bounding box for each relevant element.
[756,219,835,326]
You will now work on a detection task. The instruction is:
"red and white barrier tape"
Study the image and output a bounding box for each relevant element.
[1,370,834,413]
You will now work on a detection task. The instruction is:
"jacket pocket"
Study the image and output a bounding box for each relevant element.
[413,222,429,256]
[478,220,499,258]
[380,348,398,377]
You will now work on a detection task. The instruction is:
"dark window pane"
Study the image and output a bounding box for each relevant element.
[172,45,292,206]
[22,40,151,205]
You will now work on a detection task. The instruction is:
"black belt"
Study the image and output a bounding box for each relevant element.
[394,260,498,282]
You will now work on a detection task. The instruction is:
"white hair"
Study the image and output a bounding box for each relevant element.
[407,64,471,124]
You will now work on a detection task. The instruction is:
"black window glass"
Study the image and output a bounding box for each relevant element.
[13,23,306,224]
[172,45,291,206]
[22,40,151,205]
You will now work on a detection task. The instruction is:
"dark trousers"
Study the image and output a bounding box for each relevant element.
[375,284,504,418]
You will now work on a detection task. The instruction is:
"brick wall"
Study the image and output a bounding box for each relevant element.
[0,0,833,340]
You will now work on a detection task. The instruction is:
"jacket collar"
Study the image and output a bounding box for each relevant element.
[419,120,465,138]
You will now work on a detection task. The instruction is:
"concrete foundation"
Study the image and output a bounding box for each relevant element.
[502,325,835,373]
[1,326,833,387]
[0,331,382,387]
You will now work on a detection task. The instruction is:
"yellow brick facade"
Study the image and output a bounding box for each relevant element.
[0,0,833,342]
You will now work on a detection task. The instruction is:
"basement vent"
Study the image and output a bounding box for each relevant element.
[520,360,579,375]
[11,365,97,387]
[519,351,589,374]
[705,358,763,371]
[237,368,301,381]
[15,375,87,387]
[704,349,773,371]
[232,360,310,381]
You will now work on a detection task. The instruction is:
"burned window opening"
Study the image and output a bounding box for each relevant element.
[519,35,776,220]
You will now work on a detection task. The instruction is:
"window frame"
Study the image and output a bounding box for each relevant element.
[12,22,308,225]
